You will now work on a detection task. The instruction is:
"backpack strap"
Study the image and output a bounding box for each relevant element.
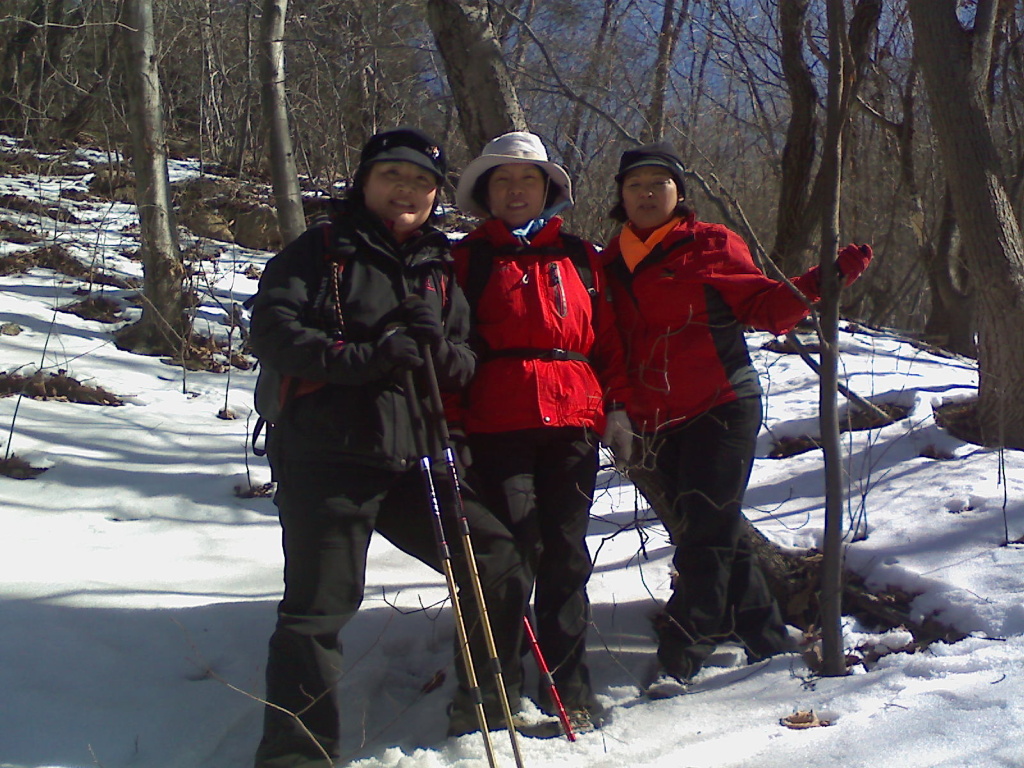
[250,218,346,456]
[251,373,301,457]
[559,233,598,319]
[462,232,599,364]
[462,233,598,320]
[462,237,495,320]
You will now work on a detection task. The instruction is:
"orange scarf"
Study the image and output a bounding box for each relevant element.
[619,217,681,272]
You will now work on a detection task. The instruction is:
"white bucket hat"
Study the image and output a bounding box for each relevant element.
[455,131,573,219]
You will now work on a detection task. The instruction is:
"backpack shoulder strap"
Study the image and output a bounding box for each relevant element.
[462,237,495,317]
[251,217,346,456]
[559,233,599,323]
[462,233,598,323]
[560,233,594,289]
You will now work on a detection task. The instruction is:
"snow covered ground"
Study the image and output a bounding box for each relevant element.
[2,135,1023,768]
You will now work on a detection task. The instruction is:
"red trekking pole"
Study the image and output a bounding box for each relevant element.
[403,368,502,768]
[416,338,576,746]
[522,616,576,742]
[415,349,526,768]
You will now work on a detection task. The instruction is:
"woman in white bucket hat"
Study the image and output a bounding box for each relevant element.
[454,131,573,222]
[444,131,634,736]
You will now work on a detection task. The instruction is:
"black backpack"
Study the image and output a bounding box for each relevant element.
[244,220,346,456]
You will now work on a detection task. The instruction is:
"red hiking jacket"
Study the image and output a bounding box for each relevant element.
[603,215,821,433]
[450,217,631,434]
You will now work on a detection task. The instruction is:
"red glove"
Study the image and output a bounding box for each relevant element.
[836,243,873,287]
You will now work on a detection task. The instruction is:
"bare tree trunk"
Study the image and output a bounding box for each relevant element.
[27,0,83,138]
[198,0,226,168]
[118,0,186,355]
[909,0,1024,449]
[772,0,818,274]
[259,0,305,245]
[773,0,881,276]
[816,0,851,679]
[0,1,48,134]
[642,0,689,143]
[921,191,975,355]
[561,0,621,180]
[885,63,974,355]
[57,1,124,142]
[229,1,256,176]
[426,0,527,154]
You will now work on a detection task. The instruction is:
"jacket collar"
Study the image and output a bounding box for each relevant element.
[334,199,448,265]
[605,214,697,283]
[470,215,565,250]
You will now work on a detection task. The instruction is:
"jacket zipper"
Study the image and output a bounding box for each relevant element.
[549,262,568,317]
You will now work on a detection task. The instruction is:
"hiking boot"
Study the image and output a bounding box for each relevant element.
[567,707,595,734]
[744,624,804,663]
[446,701,528,738]
[446,704,489,738]
[253,733,339,768]
[656,642,701,683]
[646,673,690,699]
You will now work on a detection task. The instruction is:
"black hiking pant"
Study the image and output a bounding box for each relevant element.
[254,458,529,767]
[649,397,788,678]
[467,427,598,712]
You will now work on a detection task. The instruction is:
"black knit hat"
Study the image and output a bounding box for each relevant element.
[358,128,447,182]
[615,141,687,198]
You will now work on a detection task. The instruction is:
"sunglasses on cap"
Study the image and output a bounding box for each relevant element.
[361,129,446,178]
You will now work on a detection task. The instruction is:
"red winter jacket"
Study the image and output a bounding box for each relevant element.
[450,217,631,434]
[603,215,821,433]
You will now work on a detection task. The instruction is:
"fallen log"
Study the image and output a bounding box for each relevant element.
[624,462,965,646]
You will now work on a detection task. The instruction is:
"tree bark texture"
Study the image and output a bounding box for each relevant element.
[814,0,849,678]
[122,0,186,354]
[642,0,689,143]
[909,0,1024,449]
[0,1,47,133]
[772,0,879,276]
[57,17,122,143]
[921,192,975,356]
[426,0,527,155]
[772,0,818,275]
[259,0,306,246]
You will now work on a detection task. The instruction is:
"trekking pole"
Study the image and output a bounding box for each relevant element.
[402,368,501,768]
[416,347,527,768]
[522,615,576,742]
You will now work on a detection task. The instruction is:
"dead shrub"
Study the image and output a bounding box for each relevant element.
[933,398,984,446]
[0,193,79,223]
[0,370,122,405]
[0,243,132,288]
[60,295,124,323]
[0,218,41,244]
[768,402,911,458]
[0,455,48,480]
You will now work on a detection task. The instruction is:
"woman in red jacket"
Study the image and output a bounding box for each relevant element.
[450,131,632,733]
[603,141,872,683]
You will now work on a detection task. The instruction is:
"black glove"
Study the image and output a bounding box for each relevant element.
[402,295,444,350]
[373,330,423,379]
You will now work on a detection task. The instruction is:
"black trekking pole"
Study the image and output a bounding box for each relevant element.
[402,367,501,768]
[415,347,527,768]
